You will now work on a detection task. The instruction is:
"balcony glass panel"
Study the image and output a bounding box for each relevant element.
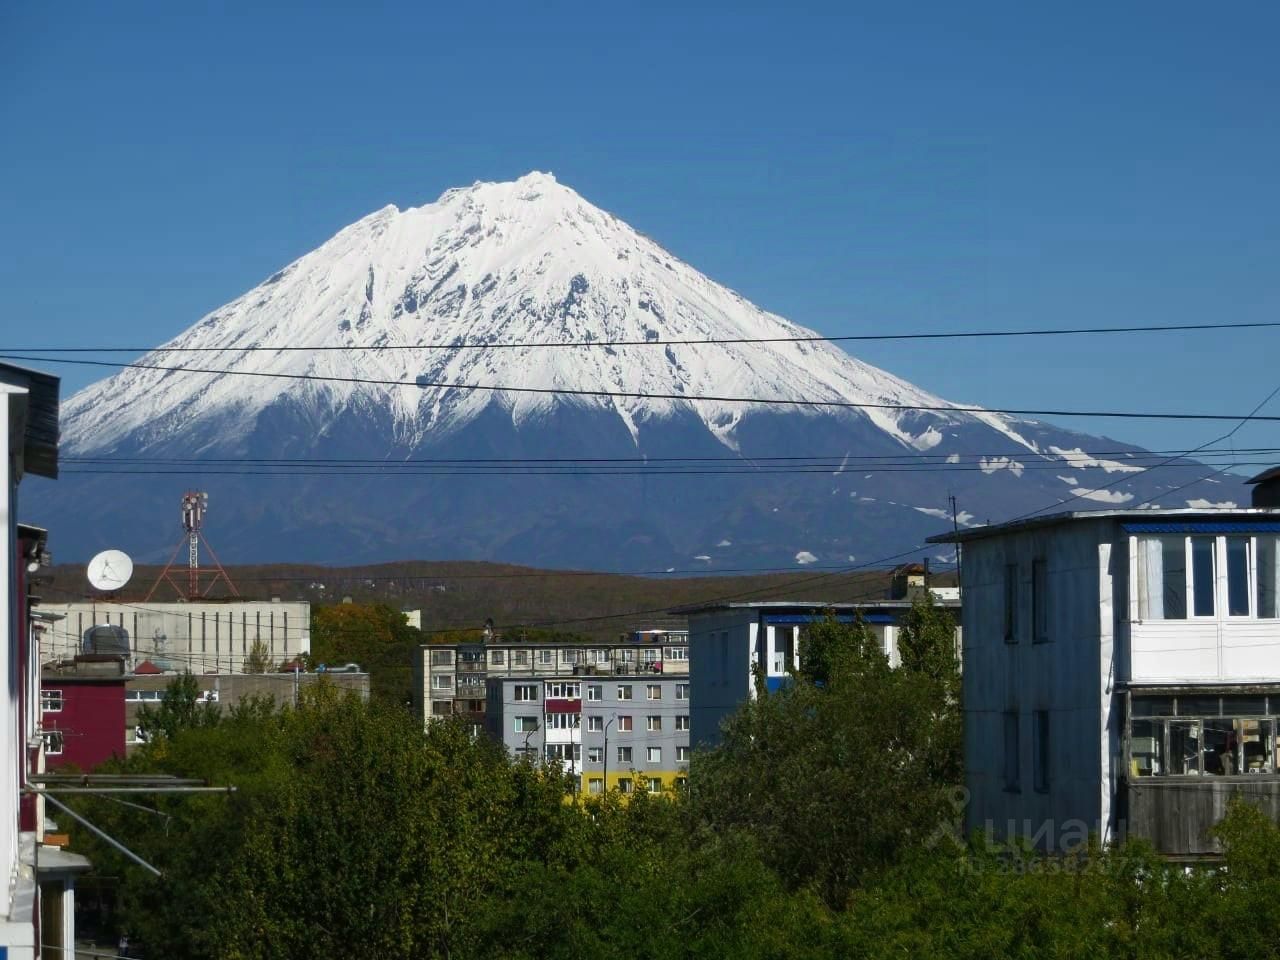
[1259,536,1280,619]
[1137,536,1187,620]
[1192,537,1216,617]
[1227,537,1251,616]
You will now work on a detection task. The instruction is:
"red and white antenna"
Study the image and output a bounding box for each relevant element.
[145,490,240,601]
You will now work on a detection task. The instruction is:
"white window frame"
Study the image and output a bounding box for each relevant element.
[587,684,602,702]
[41,689,63,713]
[646,716,662,732]
[617,746,632,764]
[647,746,661,764]
[676,683,689,701]
[646,684,662,701]
[617,684,633,701]
[44,730,64,755]
[587,716,604,732]
[513,684,539,702]
[675,715,689,731]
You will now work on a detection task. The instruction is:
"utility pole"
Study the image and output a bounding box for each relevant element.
[949,494,964,602]
[602,714,616,790]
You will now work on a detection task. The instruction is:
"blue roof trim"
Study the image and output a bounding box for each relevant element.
[1122,521,1280,534]
[764,613,895,625]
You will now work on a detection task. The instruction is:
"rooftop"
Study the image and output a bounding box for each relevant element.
[669,598,957,616]
[926,507,1280,545]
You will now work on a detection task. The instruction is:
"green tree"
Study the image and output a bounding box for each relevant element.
[244,638,271,674]
[310,602,422,706]
[134,673,221,743]
[691,613,962,905]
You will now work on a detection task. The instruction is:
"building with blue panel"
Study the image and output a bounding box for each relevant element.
[675,599,961,749]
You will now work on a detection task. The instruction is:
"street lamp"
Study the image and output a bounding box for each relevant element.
[522,719,540,760]
[602,714,616,791]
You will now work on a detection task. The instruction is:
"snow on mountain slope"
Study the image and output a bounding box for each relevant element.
[61,171,1027,457]
[42,172,1248,568]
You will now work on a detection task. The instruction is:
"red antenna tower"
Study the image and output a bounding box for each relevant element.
[145,491,240,601]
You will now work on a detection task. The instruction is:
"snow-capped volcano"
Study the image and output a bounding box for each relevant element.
[40,172,1244,568]
[63,171,1025,457]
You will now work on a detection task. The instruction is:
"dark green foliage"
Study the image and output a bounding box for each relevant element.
[67,598,1280,959]
[309,602,423,706]
[693,608,964,905]
[134,672,221,742]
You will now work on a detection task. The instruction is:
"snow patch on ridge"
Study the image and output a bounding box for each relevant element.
[1050,446,1143,473]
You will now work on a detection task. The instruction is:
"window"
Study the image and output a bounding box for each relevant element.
[562,649,577,664]
[1137,536,1188,620]
[1032,559,1048,643]
[666,647,688,661]
[675,715,689,731]
[647,716,662,732]
[546,713,580,730]
[588,747,603,763]
[545,682,580,699]
[675,776,688,789]
[538,649,553,665]
[1129,694,1279,778]
[430,650,453,666]
[617,746,632,763]
[621,649,635,662]
[647,746,661,764]
[648,778,663,793]
[587,684,602,701]
[587,716,604,732]
[588,778,603,795]
[618,777,633,794]
[676,683,689,701]
[491,650,505,666]
[44,730,64,756]
[1003,564,1019,643]
[1033,710,1050,793]
[514,685,538,702]
[1227,536,1251,617]
[545,743,581,764]
[617,684,633,701]
[513,650,528,666]
[594,649,610,664]
[642,648,660,663]
[513,716,538,733]
[432,701,452,717]
[432,675,453,690]
[1260,536,1280,618]
[41,689,63,713]
[647,684,662,700]
[1003,711,1020,791]
[677,745,690,763]
[1192,537,1216,617]
[617,716,632,732]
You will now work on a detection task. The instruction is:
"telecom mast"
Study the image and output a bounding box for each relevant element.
[145,491,240,601]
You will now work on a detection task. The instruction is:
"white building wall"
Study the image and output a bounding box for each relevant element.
[960,519,1110,849]
[39,601,310,674]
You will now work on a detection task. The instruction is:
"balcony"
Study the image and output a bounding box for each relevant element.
[1127,778,1280,856]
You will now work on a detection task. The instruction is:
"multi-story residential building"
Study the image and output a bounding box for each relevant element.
[38,599,311,675]
[484,674,691,795]
[930,494,1280,857]
[679,600,960,749]
[412,631,689,732]
[3,362,91,959]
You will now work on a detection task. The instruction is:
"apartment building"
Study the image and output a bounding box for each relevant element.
[412,630,689,732]
[485,674,691,795]
[930,492,1280,857]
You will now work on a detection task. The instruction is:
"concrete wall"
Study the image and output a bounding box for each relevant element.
[688,608,756,750]
[960,518,1115,849]
[39,600,310,674]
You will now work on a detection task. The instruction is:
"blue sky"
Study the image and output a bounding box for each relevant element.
[2,1,1278,459]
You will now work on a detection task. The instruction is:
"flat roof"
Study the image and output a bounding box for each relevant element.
[926,507,1280,545]
[670,598,957,615]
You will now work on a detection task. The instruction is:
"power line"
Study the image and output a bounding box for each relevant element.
[8,318,1280,353]
[7,352,1280,423]
[60,445,1280,465]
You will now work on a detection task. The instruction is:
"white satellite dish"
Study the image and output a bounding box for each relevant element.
[87,550,134,592]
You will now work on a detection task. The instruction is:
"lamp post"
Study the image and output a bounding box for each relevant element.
[523,719,540,760]
[602,714,616,791]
